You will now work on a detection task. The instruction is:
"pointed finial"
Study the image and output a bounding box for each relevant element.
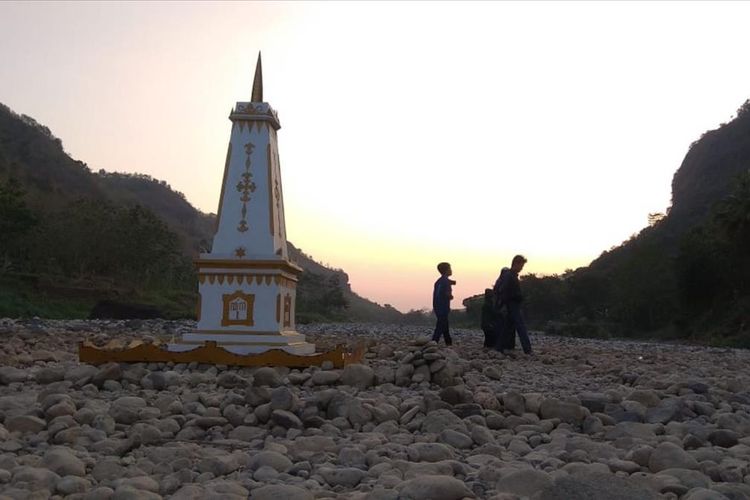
[251,52,263,102]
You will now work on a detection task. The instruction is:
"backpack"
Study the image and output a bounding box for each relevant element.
[492,267,510,312]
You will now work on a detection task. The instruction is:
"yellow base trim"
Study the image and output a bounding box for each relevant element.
[190,329,298,336]
[79,340,365,368]
[175,340,308,346]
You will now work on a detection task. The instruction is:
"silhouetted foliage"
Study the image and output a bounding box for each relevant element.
[465,102,750,346]
[1,102,404,322]
[0,178,37,269]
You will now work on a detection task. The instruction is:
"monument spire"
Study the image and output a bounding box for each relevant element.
[251,52,263,102]
[168,53,312,356]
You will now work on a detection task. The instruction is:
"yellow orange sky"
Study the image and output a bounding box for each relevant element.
[2,2,750,311]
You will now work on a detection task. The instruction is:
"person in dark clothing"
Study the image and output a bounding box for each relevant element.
[480,288,496,348]
[492,267,513,353]
[502,254,533,355]
[432,262,455,345]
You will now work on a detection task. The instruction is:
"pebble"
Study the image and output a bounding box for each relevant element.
[0,319,748,499]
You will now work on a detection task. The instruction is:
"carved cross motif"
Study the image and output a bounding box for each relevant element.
[237,142,256,233]
[237,173,256,202]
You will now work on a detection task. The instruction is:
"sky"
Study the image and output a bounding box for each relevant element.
[2,1,750,312]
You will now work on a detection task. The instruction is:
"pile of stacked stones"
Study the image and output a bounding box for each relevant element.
[0,319,749,499]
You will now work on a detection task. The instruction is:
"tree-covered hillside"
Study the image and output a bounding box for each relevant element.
[0,103,404,322]
[466,100,750,346]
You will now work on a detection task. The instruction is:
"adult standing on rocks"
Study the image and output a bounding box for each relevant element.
[432,262,455,346]
[501,254,533,356]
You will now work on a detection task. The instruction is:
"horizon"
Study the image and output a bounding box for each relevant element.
[2,1,750,312]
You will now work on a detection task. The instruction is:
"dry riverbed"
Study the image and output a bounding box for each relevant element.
[1,319,750,499]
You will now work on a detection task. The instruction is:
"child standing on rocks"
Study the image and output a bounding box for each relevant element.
[432,262,455,346]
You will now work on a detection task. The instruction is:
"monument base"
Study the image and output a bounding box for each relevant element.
[168,331,316,355]
[79,339,364,368]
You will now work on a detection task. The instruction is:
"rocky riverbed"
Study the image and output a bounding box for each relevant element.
[1,319,750,500]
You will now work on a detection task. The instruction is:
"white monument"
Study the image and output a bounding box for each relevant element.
[170,54,315,355]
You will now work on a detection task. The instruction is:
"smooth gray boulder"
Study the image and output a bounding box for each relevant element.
[648,442,699,472]
[340,363,375,389]
[250,484,313,500]
[496,468,553,497]
[397,475,475,500]
[537,471,660,500]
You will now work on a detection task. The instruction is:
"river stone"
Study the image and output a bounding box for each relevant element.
[708,429,739,448]
[86,486,116,500]
[270,409,302,429]
[251,484,314,500]
[409,442,455,462]
[712,483,750,499]
[248,450,293,472]
[36,366,66,384]
[112,485,163,500]
[252,367,282,387]
[421,409,468,434]
[658,468,711,489]
[216,371,247,388]
[228,425,266,442]
[0,366,27,384]
[293,435,337,453]
[645,398,687,424]
[5,415,46,434]
[340,363,375,389]
[579,392,610,413]
[682,488,730,500]
[496,469,553,497]
[397,475,474,500]
[368,403,399,424]
[540,398,585,424]
[339,447,367,467]
[41,447,86,477]
[113,476,161,493]
[203,481,249,498]
[627,390,661,408]
[11,466,60,490]
[196,455,240,476]
[270,387,297,412]
[57,475,91,494]
[440,429,473,449]
[502,391,525,416]
[109,396,147,424]
[537,471,661,500]
[92,362,122,387]
[312,370,340,385]
[715,412,750,435]
[92,460,126,482]
[483,365,502,381]
[320,466,365,488]
[648,442,699,472]
[440,386,473,405]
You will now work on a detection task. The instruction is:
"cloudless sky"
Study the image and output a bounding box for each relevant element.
[2,1,750,312]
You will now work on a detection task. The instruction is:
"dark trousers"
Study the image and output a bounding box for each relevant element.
[432,315,452,345]
[482,328,495,347]
[493,309,513,352]
[507,302,532,354]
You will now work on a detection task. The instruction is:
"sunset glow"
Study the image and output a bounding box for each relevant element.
[2,1,750,311]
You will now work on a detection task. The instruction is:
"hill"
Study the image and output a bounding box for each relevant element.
[0,102,403,322]
[466,99,750,346]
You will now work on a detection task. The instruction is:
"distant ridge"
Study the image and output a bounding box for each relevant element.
[0,102,403,322]
[464,99,750,344]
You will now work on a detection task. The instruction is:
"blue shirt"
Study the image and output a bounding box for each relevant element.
[433,275,453,316]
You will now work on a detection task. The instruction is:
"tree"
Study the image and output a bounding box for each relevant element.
[0,178,37,269]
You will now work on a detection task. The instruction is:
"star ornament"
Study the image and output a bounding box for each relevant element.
[234,247,246,258]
